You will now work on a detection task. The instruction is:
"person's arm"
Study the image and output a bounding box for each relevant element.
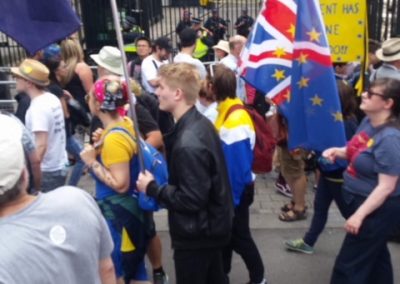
[76,62,94,93]
[144,130,163,149]
[142,59,159,88]
[345,174,398,235]
[99,257,116,284]
[34,131,48,163]
[80,144,131,193]
[322,146,347,162]
[148,78,159,88]
[28,150,42,192]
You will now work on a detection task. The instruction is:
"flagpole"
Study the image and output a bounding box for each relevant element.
[109,0,145,170]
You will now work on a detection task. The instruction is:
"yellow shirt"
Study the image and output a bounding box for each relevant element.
[100,117,137,168]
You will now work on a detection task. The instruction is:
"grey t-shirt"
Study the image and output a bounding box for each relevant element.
[343,118,400,197]
[0,186,113,284]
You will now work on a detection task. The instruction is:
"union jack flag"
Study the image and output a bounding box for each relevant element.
[241,0,346,151]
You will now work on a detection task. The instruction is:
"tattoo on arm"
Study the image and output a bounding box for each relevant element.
[91,161,118,189]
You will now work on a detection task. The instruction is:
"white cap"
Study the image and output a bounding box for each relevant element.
[0,114,24,195]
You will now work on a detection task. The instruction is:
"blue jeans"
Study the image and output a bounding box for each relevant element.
[66,136,84,186]
[303,175,348,247]
[331,192,400,284]
[41,169,67,192]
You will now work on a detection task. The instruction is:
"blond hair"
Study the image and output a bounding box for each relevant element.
[60,38,84,86]
[158,63,200,104]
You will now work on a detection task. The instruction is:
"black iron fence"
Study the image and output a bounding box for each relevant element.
[0,0,399,67]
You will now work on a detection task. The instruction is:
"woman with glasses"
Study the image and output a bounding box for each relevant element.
[324,78,400,284]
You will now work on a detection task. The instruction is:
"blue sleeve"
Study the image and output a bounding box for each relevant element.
[222,139,253,207]
[374,134,400,175]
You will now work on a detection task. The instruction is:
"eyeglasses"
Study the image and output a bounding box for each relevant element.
[364,90,387,99]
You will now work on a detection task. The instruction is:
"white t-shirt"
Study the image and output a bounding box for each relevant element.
[173,52,207,80]
[200,101,218,124]
[141,55,168,93]
[220,54,246,102]
[25,92,67,172]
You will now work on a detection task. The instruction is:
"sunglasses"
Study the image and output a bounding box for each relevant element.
[364,90,387,100]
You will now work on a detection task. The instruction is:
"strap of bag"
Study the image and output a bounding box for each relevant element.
[223,104,246,122]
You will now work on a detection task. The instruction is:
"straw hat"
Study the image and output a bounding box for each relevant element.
[90,46,124,76]
[376,38,400,62]
[212,40,230,54]
[11,59,50,86]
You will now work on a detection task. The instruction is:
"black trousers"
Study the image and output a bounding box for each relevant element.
[223,184,265,283]
[174,248,225,284]
[331,191,400,284]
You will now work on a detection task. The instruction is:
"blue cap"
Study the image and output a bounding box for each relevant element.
[42,44,61,62]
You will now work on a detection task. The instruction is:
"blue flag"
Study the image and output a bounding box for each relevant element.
[0,0,81,55]
[241,0,346,151]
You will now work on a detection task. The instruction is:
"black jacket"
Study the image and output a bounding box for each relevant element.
[147,107,233,250]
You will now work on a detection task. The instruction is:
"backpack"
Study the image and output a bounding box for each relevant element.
[224,104,276,173]
[107,127,168,211]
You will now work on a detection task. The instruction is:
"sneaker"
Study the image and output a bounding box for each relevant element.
[153,272,169,284]
[284,239,314,254]
[275,178,293,198]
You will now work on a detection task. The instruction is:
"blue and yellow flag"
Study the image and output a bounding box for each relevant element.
[241,0,346,151]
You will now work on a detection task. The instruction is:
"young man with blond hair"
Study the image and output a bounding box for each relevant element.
[137,63,233,284]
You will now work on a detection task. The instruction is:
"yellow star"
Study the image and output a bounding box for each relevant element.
[287,24,295,38]
[332,111,343,122]
[310,95,323,106]
[296,53,308,64]
[272,69,286,81]
[284,90,291,102]
[307,27,321,42]
[273,47,286,58]
[297,77,309,88]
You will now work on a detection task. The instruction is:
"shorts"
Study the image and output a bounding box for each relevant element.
[278,146,305,180]
[146,211,157,239]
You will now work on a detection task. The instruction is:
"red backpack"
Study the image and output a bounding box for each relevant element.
[224,104,276,173]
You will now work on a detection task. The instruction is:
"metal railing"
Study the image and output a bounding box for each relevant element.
[0,0,399,66]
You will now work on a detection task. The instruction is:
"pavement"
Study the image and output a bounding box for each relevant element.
[76,171,400,284]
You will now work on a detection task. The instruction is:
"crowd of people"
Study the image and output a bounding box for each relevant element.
[1,7,400,284]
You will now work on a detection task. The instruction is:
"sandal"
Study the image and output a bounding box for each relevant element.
[279,208,307,222]
[281,201,295,212]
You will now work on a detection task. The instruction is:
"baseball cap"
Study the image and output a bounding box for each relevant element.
[0,114,24,195]
[154,37,173,52]
[42,44,62,62]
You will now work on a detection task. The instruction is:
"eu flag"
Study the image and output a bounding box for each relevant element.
[241,0,346,151]
[0,0,81,55]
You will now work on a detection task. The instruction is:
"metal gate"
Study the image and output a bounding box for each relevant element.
[0,0,399,67]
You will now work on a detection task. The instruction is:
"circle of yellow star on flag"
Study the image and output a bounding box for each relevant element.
[272,69,286,81]
[297,77,309,88]
[296,53,308,64]
[307,27,321,42]
[332,111,343,122]
[273,47,286,58]
[310,95,323,106]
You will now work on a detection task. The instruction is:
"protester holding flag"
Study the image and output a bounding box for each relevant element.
[212,64,266,284]
[80,76,151,284]
[285,80,358,254]
[326,78,400,284]
[240,0,347,220]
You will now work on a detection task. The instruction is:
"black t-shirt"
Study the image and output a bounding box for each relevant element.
[47,83,73,138]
